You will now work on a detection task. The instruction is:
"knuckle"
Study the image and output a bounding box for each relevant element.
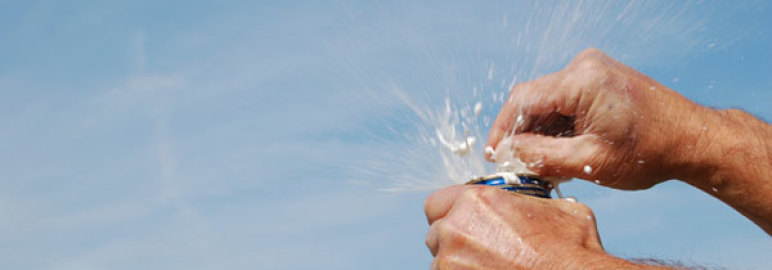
[509,82,530,97]
[462,186,501,206]
[510,79,545,97]
[435,218,450,232]
[575,48,606,62]
[572,202,595,217]
[570,51,610,74]
[425,229,434,247]
[432,224,465,256]
[424,192,437,213]
[459,187,483,201]
[434,219,456,239]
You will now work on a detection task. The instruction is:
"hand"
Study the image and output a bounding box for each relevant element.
[486,48,709,190]
[424,185,652,269]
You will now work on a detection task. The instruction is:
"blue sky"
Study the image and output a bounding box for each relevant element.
[0,1,770,269]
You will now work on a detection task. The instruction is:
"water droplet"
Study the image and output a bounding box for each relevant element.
[583,165,593,174]
[711,187,719,193]
[474,102,483,116]
[594,180,601,184]
[516,115,524,126]
[638,160,645,164]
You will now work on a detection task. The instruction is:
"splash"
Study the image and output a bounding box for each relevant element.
[375,94,491,192]
[345,1,738,193]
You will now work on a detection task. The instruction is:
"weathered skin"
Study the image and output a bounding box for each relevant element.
[424,48,772,269]
[424,185,666,269]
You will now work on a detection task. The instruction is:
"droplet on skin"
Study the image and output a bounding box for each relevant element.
[583,165,593,174]
[515,114,524,126]
[474,102,483,116]
[702,125,707,131]
[711,187,719,193]
[564,197,578,203]
[638,160,645,164]
[586,215,592,220]
[649,86,656,90]
[594,180,601,184]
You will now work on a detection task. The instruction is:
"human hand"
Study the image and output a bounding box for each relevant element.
[424,185,656,269]
[486,48,709,190]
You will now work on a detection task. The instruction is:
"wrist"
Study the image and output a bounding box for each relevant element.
[673,108,770,186]
[667,106,727,186]
[671,107,772,233]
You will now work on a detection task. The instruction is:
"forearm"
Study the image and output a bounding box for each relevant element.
[674,107,772,234]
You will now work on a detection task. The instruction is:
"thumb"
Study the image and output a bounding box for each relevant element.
[506,134,606,181]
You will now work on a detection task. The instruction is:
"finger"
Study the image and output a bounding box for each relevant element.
[509,133,606,180]
[486,72,580,160]
[424,185,469,225]
[425,220,443,257]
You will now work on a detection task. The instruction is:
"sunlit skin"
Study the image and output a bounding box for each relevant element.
[424,48,772,269]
